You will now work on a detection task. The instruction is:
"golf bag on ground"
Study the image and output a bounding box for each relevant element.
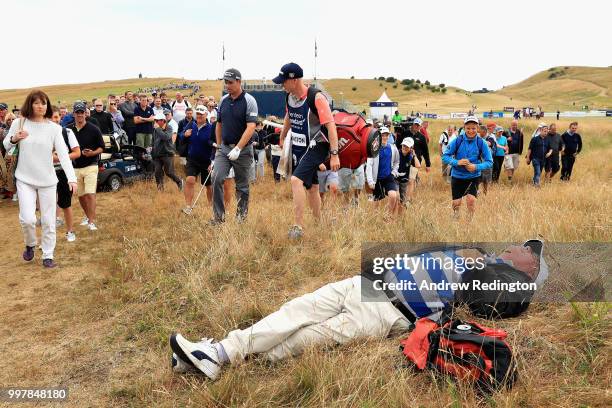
[400,317,518,392]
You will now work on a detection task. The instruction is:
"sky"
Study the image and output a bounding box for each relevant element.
[3,0,611,91]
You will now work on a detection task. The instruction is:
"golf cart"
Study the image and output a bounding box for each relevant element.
[97,134,154,192]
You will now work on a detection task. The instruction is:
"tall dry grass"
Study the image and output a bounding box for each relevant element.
[0,119,609,407]
[88,119,610,407]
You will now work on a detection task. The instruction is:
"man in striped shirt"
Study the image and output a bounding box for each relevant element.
[169,240,547,380]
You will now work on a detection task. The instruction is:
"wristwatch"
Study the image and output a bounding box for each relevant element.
[330,149,338,156]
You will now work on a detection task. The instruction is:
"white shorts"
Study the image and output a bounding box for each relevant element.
[504,154,519,170]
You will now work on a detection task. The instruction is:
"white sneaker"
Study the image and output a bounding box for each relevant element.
[66,231,76,242]
[169,334,222,380]
[80,217,89,226]
[87,223,98,231]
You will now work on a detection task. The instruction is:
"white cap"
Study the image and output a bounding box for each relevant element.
[401,137,414,148]
[153,112,166,121]
[464,115,479,124]
[195,105,208,115]
[413,117,423,126]
[538,122,548,128]
[366,119,374,125]
[379,126,390,134]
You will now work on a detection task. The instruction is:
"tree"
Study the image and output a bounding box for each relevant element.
[416,79,421,84]
[424,80,430,86]
[439,83,445,88]
[378,76,385,81]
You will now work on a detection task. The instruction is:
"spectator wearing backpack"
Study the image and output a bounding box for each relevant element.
[51,106,81,242]
[526,123,552,187]
[4,91,78,268]
[438,125,456,183]
[275,63,339,238]
[366,129,400,217]
[172,92,191,123]
[504,120,524,181]
[442,116,493,220]
[560,122,582,181]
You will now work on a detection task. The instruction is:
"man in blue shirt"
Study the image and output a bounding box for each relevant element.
[133,93,155,148]
[527,124,552,187]
[211,68,258,224]
[180,106,215,214]
[442,116,493,220]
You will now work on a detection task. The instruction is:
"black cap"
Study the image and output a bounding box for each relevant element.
[272,62,304,84]
[73,101,87,112]
[0,102,8,110]
[223,68,242,81]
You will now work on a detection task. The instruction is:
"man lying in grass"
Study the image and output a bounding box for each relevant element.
[170,240,548,380]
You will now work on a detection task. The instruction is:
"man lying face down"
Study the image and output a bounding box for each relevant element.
[170,240,548,380]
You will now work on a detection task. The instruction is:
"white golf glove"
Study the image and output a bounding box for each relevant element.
[368,183,375,190]
[228,146,241,161]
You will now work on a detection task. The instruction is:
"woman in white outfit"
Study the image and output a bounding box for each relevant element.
[3,90,77,268]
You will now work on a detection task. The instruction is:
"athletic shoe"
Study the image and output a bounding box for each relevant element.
[56,217,65,227]
[169,334,221,380]
[288,225,304,239]
[178,179,185,192]
[171,353,197,374]
[88,223,98,231]
[42,259,57,268]
[182,206,193,215]
[12,194,18,202]
[80,217,89,226]
[23,246,34,262]
[66,231,76,242]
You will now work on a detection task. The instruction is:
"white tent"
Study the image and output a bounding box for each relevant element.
[369,91,398,120]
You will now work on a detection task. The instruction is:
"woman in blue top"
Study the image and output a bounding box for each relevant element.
[493,126,508,182]
[442,116,493,220]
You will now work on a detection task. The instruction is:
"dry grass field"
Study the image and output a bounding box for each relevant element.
[0,116,610,407]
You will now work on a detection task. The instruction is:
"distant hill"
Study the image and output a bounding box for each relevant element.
[0,66,610,114]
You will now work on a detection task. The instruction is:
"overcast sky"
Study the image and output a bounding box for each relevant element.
[3,0,610,91]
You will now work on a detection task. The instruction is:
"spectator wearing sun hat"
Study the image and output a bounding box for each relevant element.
[397,136,421,205]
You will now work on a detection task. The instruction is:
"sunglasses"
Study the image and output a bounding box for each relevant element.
[109,103,116,105]
[95,105,103,107]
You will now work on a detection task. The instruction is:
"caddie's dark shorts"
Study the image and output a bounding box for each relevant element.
[186,158,212,185]
[544,152,560,173]
[56,170,72,209]
[293,143,329,190]
[451,177,480,200]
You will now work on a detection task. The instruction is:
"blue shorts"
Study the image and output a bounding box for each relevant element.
[293,143,329,190]
[373,174,398,201]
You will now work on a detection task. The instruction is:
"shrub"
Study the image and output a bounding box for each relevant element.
[385,77,396,83]
[412,84,420,90]
[401,79,414,86]
[439,83,445,88]
[352,87,357,91]
[424,80,430,86]
[393,84,398,89]
[379,83,383,87]
[403,86,412,91]
[442,88,447,93]
[350,76,355,79]
[416,79,421,84]
[377,76,385,81]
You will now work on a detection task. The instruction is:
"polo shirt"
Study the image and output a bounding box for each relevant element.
[134,104,154,134]
[528,136,550,161]
[217,91,258,145]
[69,121,105,169]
